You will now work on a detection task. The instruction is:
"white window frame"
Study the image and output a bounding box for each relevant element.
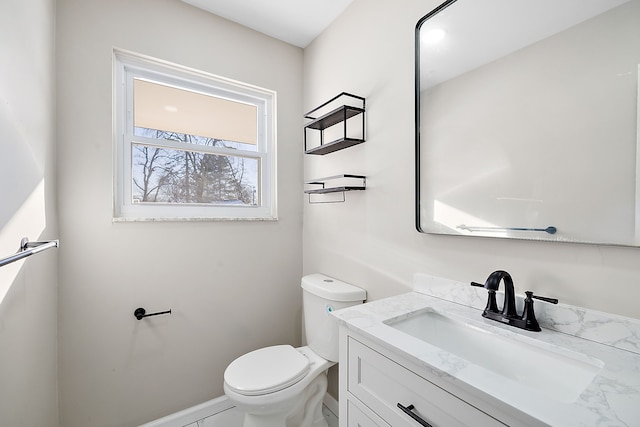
[113,49,277,221]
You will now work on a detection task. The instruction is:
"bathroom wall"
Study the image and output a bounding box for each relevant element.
[56,1,303,426]
[0,0,59,425]
[302,0,640,386]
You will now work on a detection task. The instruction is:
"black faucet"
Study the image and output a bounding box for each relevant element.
[471,270,558,332]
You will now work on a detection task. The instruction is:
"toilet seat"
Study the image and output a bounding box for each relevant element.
[224,345,310,396]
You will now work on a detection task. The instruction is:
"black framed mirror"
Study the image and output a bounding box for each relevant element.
[415,0,640,246]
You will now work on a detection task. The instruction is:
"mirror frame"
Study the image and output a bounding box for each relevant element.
[415,0,458,233]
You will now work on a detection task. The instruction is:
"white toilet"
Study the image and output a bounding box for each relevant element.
[223,274,366,427]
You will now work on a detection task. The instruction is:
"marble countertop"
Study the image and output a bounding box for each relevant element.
[332,274,640,426]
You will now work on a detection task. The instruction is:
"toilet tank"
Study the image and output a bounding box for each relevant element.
[301,274,366,362]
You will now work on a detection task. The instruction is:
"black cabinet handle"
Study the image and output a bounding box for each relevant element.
[397,403,433,427]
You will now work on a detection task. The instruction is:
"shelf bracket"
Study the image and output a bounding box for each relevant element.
[308,191,346,204]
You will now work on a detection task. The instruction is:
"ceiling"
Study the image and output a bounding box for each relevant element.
[181,0,354,48]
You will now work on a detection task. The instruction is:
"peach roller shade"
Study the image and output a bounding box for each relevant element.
[134,79,257,145]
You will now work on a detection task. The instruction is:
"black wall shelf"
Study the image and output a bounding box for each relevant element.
[304,93,366,203]
[304,174,366,203]
[306,136,364,156]
[304,93,365,155]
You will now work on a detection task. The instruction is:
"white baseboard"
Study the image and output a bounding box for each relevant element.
[140,393,340,427]
[138,395,234,427]
[323,393,339,418]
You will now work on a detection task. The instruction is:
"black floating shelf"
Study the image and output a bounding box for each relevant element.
[304,185,366,195]
[305,137,365,155]
[304,174,366,198]
[304,93,365,156]
[305,106,365,131]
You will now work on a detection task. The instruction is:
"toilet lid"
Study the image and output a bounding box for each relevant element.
[224,345,310,396]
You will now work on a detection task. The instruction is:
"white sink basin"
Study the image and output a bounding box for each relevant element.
[384,308,603,403]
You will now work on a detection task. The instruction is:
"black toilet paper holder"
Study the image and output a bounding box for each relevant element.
[134,307,172,320]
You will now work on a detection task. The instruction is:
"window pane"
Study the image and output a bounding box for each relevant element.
[133,79,258,151]
[131,143,259,206]
[134,127,257,152]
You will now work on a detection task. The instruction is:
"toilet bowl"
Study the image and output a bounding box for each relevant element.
[223,274,366,427]
[224,345,331,427]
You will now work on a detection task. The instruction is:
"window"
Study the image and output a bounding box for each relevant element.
[113,50,277,220]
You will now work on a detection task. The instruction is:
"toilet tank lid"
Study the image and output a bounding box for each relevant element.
[302,274,366,302]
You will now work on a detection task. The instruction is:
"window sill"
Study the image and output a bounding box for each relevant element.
[112,216,278,223]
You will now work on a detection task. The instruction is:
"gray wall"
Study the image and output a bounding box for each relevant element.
[0,0,59,426]
[56,0,304,426]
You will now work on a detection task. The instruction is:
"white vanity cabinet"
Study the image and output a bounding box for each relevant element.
[346,400,389,427]
[335,278,640,426]
[339,327,508,427]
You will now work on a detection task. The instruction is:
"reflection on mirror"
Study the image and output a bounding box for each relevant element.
[415,0,640,246]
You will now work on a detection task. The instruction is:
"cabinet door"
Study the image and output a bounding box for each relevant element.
[347,400,389,427]
[347,337,506,427]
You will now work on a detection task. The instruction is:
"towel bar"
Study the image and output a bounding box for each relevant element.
[0,237,59,268]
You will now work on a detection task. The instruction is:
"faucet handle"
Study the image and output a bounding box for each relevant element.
[521,291,541,331]
[530,293,559,304]
[470,281,499,314]
[520,291,558,332]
